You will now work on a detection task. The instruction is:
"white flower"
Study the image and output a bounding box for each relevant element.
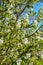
[7,29,11,32]
[16,22,21,29]
[23,29,26,34]
[26,53,31,58]
[9,0,13,2]
[5,22,8,25]
[16,59,22,65]
[36,36,43,40]
[9,10,13,14]
[8,7,13,14]
[5,29,11,33]
[25,14,29,23]
[41,54,43,59]
[30,8,33,11]
[11,27,14,30]
[34,20,38,25]
[40,37,43,40]
[29,62,33,65]
[36,36,40,39]
[23,38,28,44]
[39,50,43,59]
[0,39,3,44]
[40,7,43,13]
[25,53,31,59]
[14,34,16,37]
[10,4,13,8]
[17,42,22,46]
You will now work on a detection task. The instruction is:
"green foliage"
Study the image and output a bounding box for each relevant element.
[0,0,43,65]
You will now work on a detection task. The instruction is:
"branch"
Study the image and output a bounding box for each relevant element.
[27,22,43,37]
[16,2,28,21]
[17,22,43,59]
[18,44,32,58]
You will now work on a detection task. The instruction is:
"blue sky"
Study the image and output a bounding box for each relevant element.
[20,1,43,31]
[20,1,43,24]
[20,1,43,18]
[34,1,43,13]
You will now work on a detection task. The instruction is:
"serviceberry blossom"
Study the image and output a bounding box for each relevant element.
[0,39,3,44]
[23,38,28,44]
[17,59,22,65]
[25,53,31,59]
[25,14,29,23]
[34,20,38,25]
[41,54,43,59]
[16,21,21,29]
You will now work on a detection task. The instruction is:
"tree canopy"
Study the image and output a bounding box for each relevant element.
[0,0,43,65]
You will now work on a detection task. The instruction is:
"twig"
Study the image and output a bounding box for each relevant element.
[16,2,28,21]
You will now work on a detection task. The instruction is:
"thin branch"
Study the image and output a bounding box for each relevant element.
[16,2,28,21]
[16,22,43,59]
[27,22,43,37]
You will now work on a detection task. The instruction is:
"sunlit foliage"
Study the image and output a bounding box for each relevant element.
[0,0,43,65]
